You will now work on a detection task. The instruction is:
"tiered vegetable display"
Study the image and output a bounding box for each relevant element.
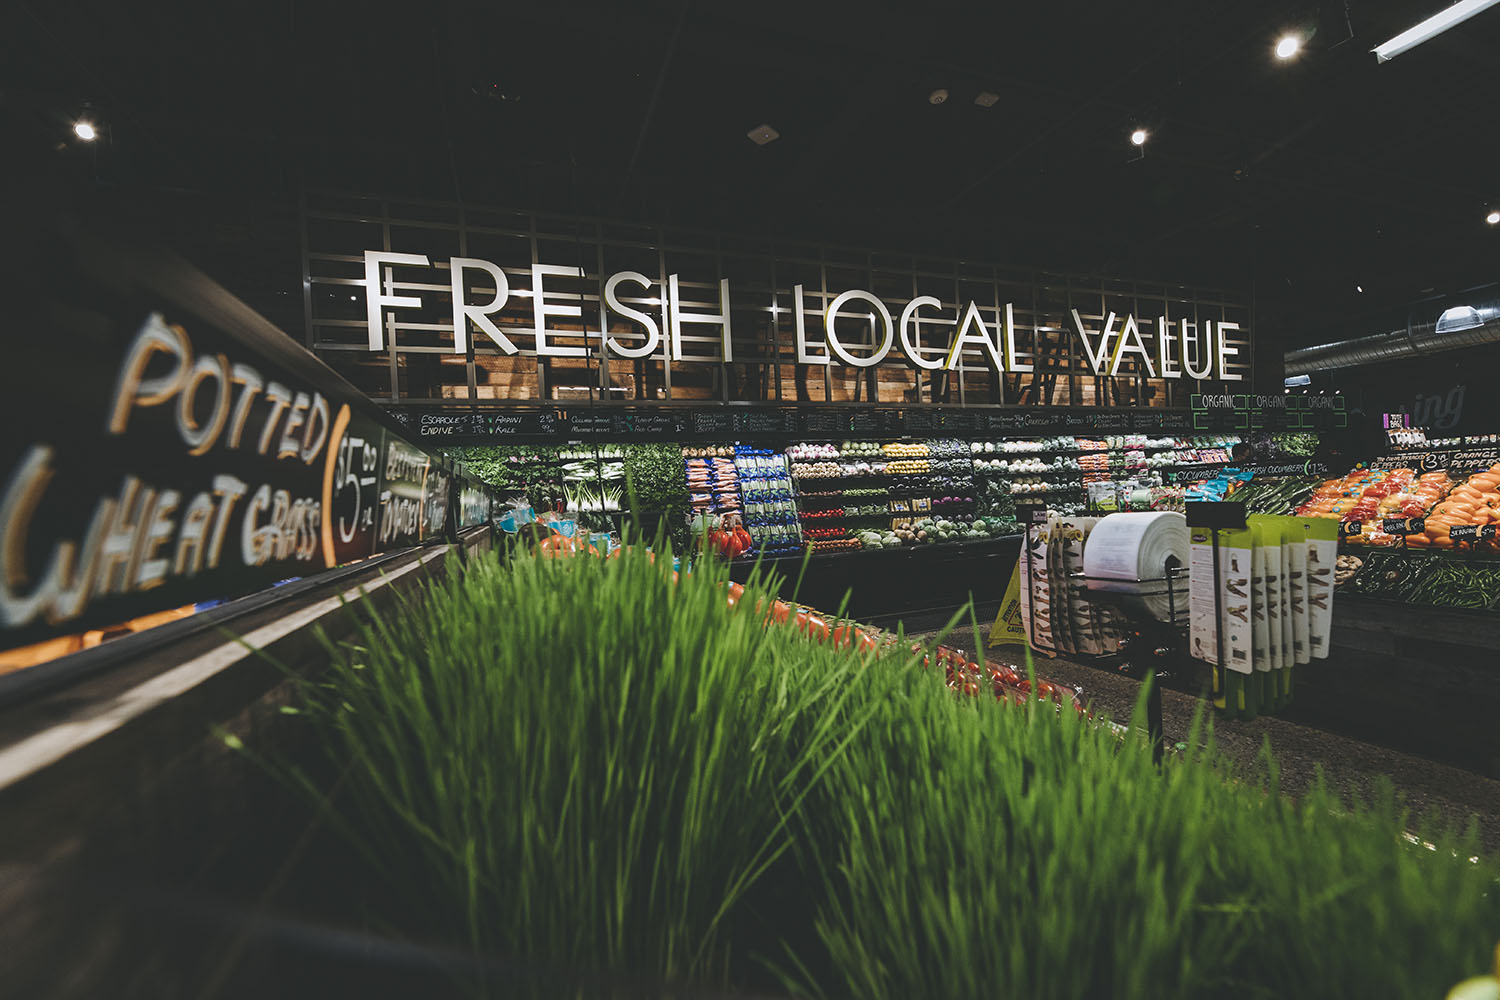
[621,443,690,550]
[733,447,802,556]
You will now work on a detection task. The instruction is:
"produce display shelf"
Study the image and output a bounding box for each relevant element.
[792,472,892,483]
[748,533,1024,564]
[981,443,1228,457]
[800,514,894,523]
[1009,487,1086,495]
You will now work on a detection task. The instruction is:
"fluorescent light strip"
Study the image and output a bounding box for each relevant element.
[1373,0,1500,62]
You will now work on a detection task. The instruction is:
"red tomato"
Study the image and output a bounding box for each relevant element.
[800,615,830,642]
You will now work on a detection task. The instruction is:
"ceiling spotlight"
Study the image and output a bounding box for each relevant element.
[746,124,780,145]
[928,88,949,105]
[73,120,97,141]
[1130,128,1148,147]
[1275,33,1302,59]
[1356,285,1364,293]
[1487,209,1500,225]
[974,91,1000,108]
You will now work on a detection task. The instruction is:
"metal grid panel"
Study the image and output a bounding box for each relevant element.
[301,192,1253,406]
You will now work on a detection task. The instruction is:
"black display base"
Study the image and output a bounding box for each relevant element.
[728,535,1022,621]
[1281,595,1500,777]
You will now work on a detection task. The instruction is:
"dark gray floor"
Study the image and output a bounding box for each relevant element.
[906,618,1500,854]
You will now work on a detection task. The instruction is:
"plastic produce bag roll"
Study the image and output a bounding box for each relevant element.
[1081,512,1190,622]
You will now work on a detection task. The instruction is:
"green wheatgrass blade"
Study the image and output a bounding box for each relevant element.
[279,540,1500,1000]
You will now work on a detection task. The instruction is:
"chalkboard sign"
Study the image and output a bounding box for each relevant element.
[879,410,907,435]
[733,409,797,435]
[1086,411,1130,431]
[802,411,845,435]
[942,410,978,432]
[477,410,561,438]
[568,411,622,437]
[630,411,689,437]
[695,410,736,436]
[1447,448,1500,476]
[904,410,939,433]
[0,203,500,649]
[848,411,879,435]
[1449,524,1479,542]
[415,411,481,439]
[1130,411,1163,431]
[1025,410,1071,432]
[1417,452,1448,473]
[1245,461,1328,478]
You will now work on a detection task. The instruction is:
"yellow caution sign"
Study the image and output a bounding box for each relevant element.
[988,560,1028,648]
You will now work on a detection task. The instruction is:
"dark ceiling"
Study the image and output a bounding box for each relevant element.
[5,0,1499,349]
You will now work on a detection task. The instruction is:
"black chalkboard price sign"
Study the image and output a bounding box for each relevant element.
[630,411,688,437]
[414,412,476,439]
[942,410,976,432]
[731,409,794,435]
[802,411,845,436]
[904,410,938,433]
[694,410,736,436]
[567,411,619,437]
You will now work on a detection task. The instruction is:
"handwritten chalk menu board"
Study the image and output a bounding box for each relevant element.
[630,411,690,437]
[0,207,500,648]
[565,411,619,437]
[1084,411,1130,431]
[693,410,736,436]
[802,411,846,435]
[1447,449,1500,476]
[734,409,799,435]
[904,410,939,433]
[848,411,880,435]
[480,409,560,437]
